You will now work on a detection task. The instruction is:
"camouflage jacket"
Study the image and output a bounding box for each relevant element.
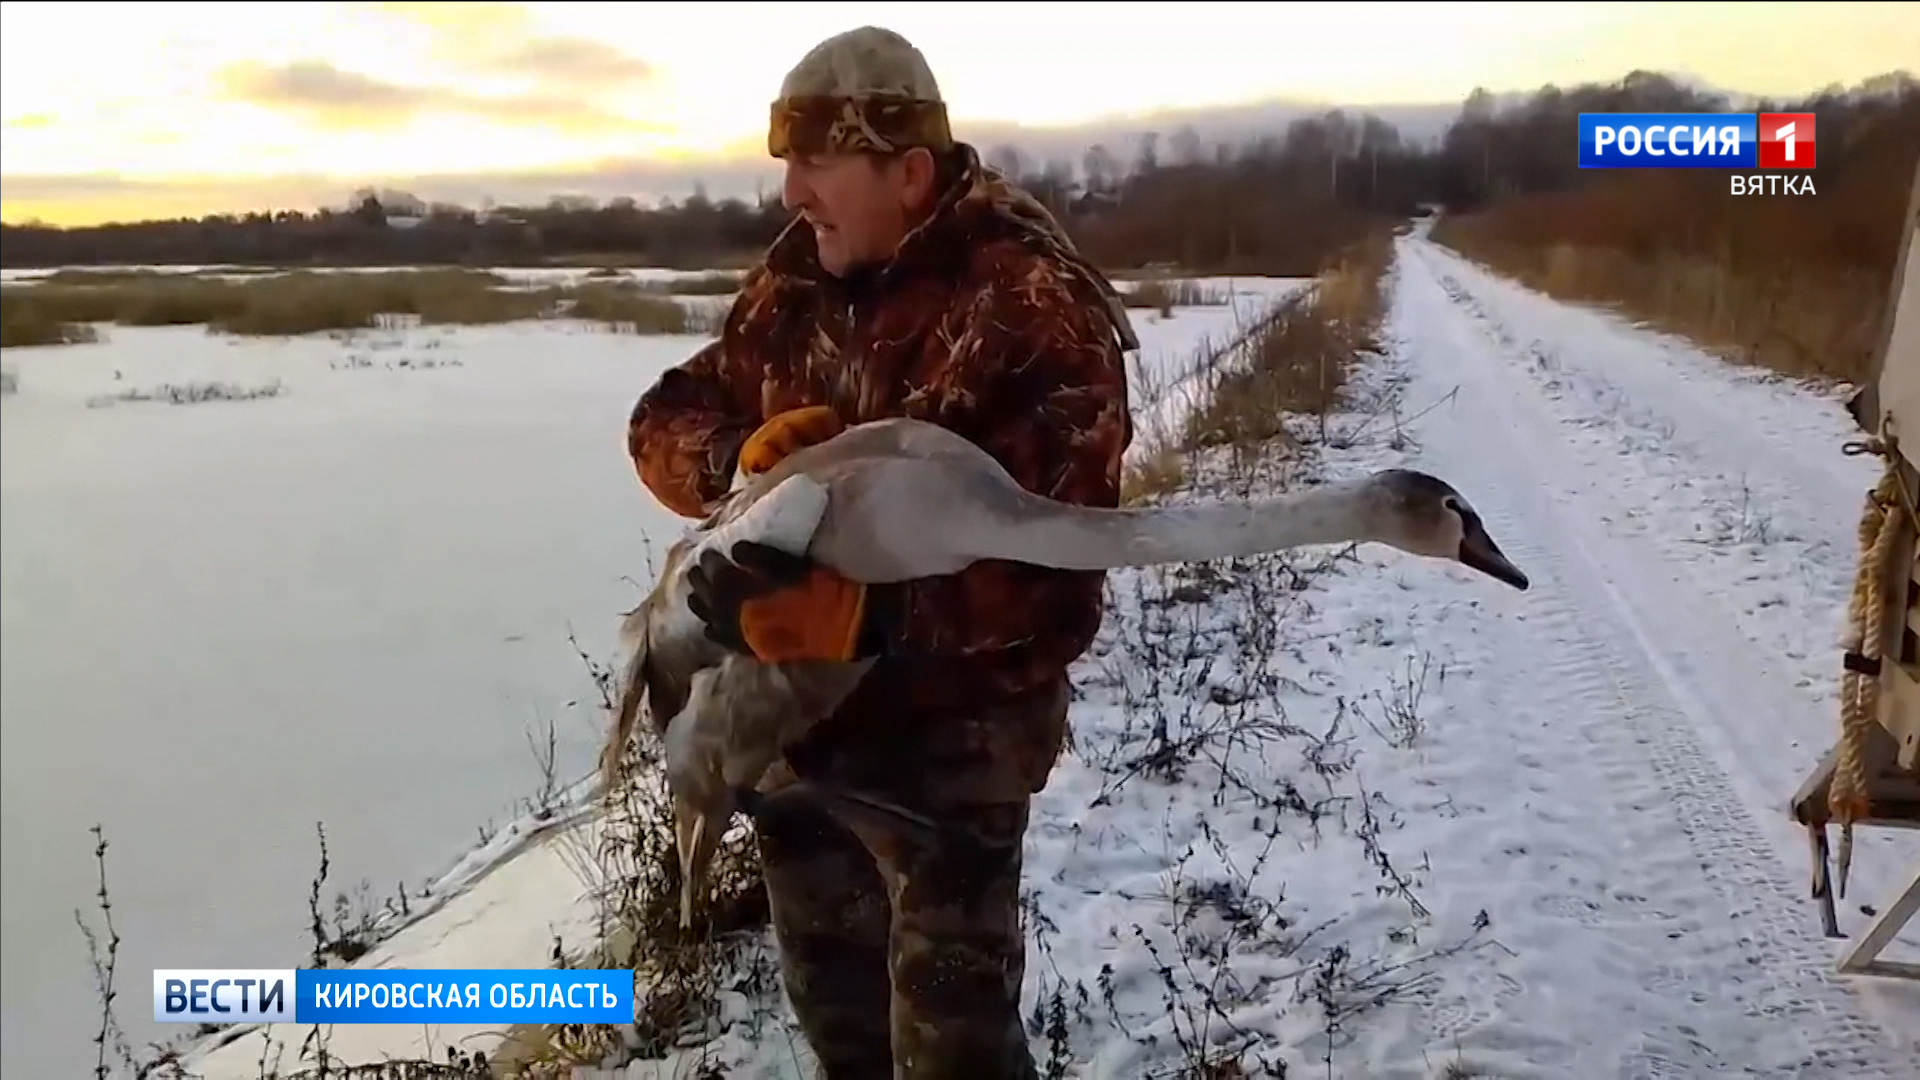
[627,147,1136,799]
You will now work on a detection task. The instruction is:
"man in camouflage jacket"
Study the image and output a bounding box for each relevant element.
[626,25,1138,1078]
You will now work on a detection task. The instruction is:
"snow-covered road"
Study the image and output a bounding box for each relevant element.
[1380,235,1919,1075]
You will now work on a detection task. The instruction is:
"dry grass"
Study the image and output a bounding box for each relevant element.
[1431,222,1893,384]
[1120,443,1193,504]
[1121,279,1234,315]
[0,268,716,346]
[558,282,700,334]
[481,635,780,1077]
[1428,106,1920,386]
[33,266,283,284]
[1185,236,1391,449]
[582,269,743,296]
[541,250,764,272]
[1108,264,1191,281]
[1120,231,1394,503]
[654,271,743,296]
[1,295,100,347]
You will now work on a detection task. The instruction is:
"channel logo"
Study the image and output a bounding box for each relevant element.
[1578,112,1816,170]
[1757,112,1816,169]
[154,968,634,1025]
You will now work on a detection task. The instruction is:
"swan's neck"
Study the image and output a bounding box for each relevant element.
[967,476,1387,571]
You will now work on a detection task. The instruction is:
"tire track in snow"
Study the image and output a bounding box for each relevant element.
[1413,243,1868,516]
[1407,240,1920,958]
[1415,244,1865,718]
[1386,240,1909,1076]
[1403,239,1885,870]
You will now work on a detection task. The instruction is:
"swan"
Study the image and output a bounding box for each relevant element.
[604,416,1528,928]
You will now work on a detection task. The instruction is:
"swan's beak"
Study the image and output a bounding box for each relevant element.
[1458,524,1529,591]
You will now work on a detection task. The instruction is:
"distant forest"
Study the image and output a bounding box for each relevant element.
[4,72,1917,283]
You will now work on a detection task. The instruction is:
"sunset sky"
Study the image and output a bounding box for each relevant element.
[2,1,1915,226]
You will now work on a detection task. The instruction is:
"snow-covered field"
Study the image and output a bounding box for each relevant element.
[0,274,1300,1080]
[7,248,1917,1077]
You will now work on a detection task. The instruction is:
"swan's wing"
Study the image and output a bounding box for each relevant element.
[808,455,1034,583]
[604,540,708,788]
[664,656,874,805]
[689,473,831,565]
[614,597,650,658]
[602,603,655,790]
[694,416,1034,583]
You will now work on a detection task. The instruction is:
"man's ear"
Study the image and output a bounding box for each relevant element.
[899,146,938,209]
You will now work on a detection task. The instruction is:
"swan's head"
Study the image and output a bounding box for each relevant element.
[1366,470,1530,590]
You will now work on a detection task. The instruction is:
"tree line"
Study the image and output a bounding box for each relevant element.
[3,70,1915,278]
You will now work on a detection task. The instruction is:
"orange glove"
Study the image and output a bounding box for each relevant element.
[687,541,881,664]
[702,406,866,662]
[738,405,845,477]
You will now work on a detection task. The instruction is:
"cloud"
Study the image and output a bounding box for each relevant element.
[216,60,637,135]
[363,2,654,91]
[220,4,659,133]
[484,38,653,89]
[220,61,429,118]
[365,1,529,39]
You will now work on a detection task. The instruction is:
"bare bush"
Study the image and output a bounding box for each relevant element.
[1069,231,1508,1075]
[75,824,472,1080]
[1355,652,1445,750]
[86,380,287,408]
[493,622,779,1076]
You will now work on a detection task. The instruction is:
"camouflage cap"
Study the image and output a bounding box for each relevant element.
[769,26,954,159]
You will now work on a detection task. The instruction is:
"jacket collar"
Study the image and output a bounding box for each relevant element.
[754,144,1140,351]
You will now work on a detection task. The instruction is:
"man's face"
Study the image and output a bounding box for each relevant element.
[781,151,930,277]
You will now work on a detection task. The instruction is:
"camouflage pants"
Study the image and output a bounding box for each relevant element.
[754,790,1038,1080]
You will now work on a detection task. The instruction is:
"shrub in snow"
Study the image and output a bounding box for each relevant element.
[85,379,286,408]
